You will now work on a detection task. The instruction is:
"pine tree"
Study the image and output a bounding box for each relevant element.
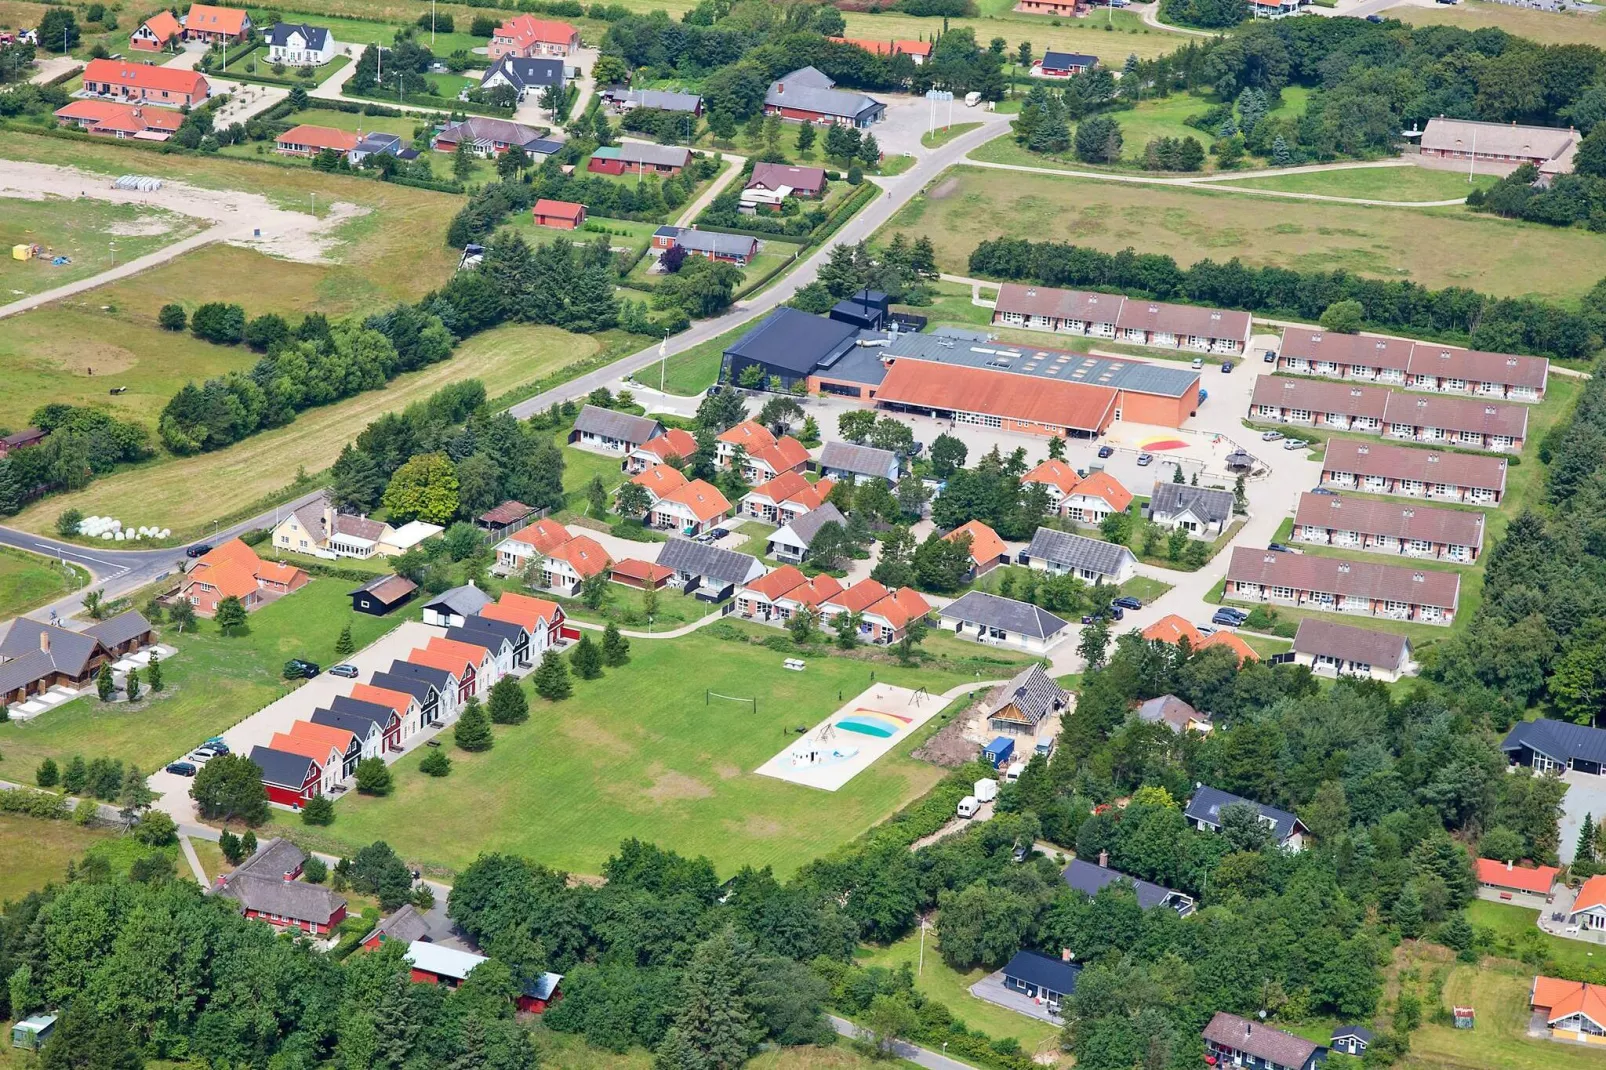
[125,668,140,702]
[96,662,115,702]
[0,460,21,515]
[62,755,87,795]
[301,794,335,825]
[487,676,529,725]
[661,929,761,1068]
[454,697,494,752]
[570,633,603,679]
[1272,135,1292,166]
[36,758,59,788]
[146,650,163,691]
[1579,813,1597,867]
[241,829,257,858]
[533,649,571,701]
[795,121,815,153]
[219,828,242,863]
[602,622,630,665]
[334,624,355,659]
[420,749,452,777]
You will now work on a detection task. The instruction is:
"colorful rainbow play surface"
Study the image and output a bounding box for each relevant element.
[834,710,913,738]
[1139,437,1189,451]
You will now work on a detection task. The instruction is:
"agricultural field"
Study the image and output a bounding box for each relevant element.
[1215,162,1499,202]
[287,632,976,877]
[0,546,88,620]
[0,577,414,774]
[876,165,1606,302]
[247,8,491,55]
[0,195,206,299]
[1386,0,1606,49]
[840,4,1190,65]
[5,323,617,538]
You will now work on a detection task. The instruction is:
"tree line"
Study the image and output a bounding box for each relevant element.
[0,404,152,515]
[968,236,1602,359]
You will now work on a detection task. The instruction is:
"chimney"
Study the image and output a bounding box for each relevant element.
[285,871,295,881]
[1245,1022,1253,1038]
[777,81,784,95]
[323,502,335,536]
[1061,948,1073,962]
[1506,859,1514,871]
[1098,849,1108,868]
[39,630,50,654]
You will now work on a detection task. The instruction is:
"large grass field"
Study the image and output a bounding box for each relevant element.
[856,931,1063,1056]
[246,7,490,54]
[275,106,425,139]
[1465,898,1603,975]
[1387,0,1606,49]
[0,195,206,299]
[286,633,975,878]
[878,165,1606,302]
[0,813,116,903]
[6,323,610,538]
[1407,954,1606,1070]
[0,577,412,774]
[0,546,88,620]
[1215,163,1499,202]
[841,5,1191,65]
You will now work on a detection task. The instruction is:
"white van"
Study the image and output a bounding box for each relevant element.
[957,795,980,819]
[964,91,982,108]
[974,778,998,803]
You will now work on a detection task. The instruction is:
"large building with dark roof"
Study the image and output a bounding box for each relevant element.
[1502,719,1606,778]
[721,308,861,391]
[1185,784,1308,849]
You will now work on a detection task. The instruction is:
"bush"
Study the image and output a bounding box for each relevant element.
[133,810,178,846]
[157,303,187,331]
[420,748,452,776]
[303,856,329,883]
[354,757,395,796]
[35,758,59,788]
[301,794,335,825]
[55,509,83,538]
[190,301,246,344]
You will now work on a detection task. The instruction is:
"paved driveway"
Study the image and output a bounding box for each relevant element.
[1559,770,1606,864]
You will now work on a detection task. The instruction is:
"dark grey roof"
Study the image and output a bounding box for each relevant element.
[656,537,763,586]
[361,903,432,947]
[1062,858,1194,914]
[438,116,547,149]
[1024,528,1136,576]
[447,621,520,650]
[313,703,388,739]
[424,583,492,618]
[381,661,452,690]
[1502,719,1606,767]
[781,503,847,547]
[265,21,330,49]
[528,138,563,157]
[235,837,306,881]
[1136,694,1203,732]
[0,649,55,697]
[572,404,662,444]
[221,873,345,926]
[84,609,153,649]
[353,132,402,155]
[880,329,1201,399]
[724,308,860,376]
[818,440,899,479]
[1332,1026,1375,1043]
[1148,483,1234,525]
[248,745,317,788]
[1041,49,1097,68]
[940,591,1069,640]
[604,142,692,167]
[483,54,564,91]
[605,86,702,112]
[981,663,1067,727]
[660,226,757,258]
[1185,784,1306,843]
[1292,619,1411,673]
[330,696,405,725]
[765,68,883,121]
[0,618,101,677]
[368,671,438,705]
[1001,949,1080,995]
[1203,1013,1322,1070]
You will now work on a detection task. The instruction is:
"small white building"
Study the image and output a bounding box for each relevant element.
[939,591,1070,654]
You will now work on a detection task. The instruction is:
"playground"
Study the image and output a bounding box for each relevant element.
[756,683,942,792]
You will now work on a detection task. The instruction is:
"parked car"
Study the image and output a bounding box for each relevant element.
[1113,596,1143,610]
[1311,486,1338,496]
[1269,542,1298,554]
[203,737,229,753]
[1198,388,1209,403]
[1108,605,1125,621]
[1097,445,1114,459]
[1221,360,1234,373]
[1261,430,1284,442]
[1263,350,1278,363]
[1212,608,1248,626]
[329,663,359,679]
[166,761,197,777]
[185,543,212,558]
[1137,453,1154,466]
[1365,12,1384,20]
[191,746,219,761]
[1012,845,1032,863]
[283,658,320,679]
[1283,439,1308,451]
[709,528,729,540]
[1191,357,1204,369]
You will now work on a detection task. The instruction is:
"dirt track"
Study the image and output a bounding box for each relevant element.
[0,161,366,319]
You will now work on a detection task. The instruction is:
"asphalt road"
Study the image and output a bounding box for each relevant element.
[828,1015,981,1069]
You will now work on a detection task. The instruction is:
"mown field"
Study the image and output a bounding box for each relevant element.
[0,813,116,903]
[1387,0,1606,49]
[877,165,1606,302]
[0,195,205,299]
[285,633,974,878]
[0,546,88,619]
[5,323,613,537]
[1216,163,1499,201]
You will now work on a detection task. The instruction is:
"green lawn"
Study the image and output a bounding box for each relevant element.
[0,546,89,620]
[280,106,424,139]
[0,195,206,303]
[1119,575,1174,603]
[0,813,116,903]
[856,931,1062,1056]
[1215,164,1498,202]
[547,582,709,629]
[218,44,349,86]
[655,320,752,395]
[0,578,414,773]
[246,9,489,54]
[1465,899,1603,974]
[1410,957,1606,1070]
[1240,632,1292,659]
[878,165,1606,302]
[284,632,977,877]
[921,122,984,150]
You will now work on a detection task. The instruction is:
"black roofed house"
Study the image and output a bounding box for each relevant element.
[767,503,847,564]
[349,132,403,165]
[249,745,322,808]
[362,673,441,729]
[1203,1013,1325,1070]
[721,307,862,393]
[1021,527,1137,584]
[0,611,154,706]
[764,66,885,128]
[422,582,492,628]
[1000,949,1080,1016]
[350,574,418,617]
[264,22,334,66]
[1330,1026,1373,1056]
[447,619,522,673]
[310,707,386,760]
[1035,50,1098,77]
[1186,784,1308,850]
[480,55,565,100]
[568,404,665,454]
[829,288,890,330]
[1063,852,1196,917]
[939,591,1070,654]
[655,538,766,601]
[1136,694,1212,735]
[1502,719,1606,777]
[817,440,900,485]
[652,225,759,266]
[980,663,1069,742]
[1291,618,1414,682]
[1148,482,1236,536]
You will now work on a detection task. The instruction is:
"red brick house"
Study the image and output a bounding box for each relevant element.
[179,538,309,615]
[130,10,182,51]
[487,14,579,59]
[54,99,184,139]
[276,124,360,157]
[182,3,251,44]
[533,198,586,229]
[81,58,210,108]
[588,143,690,176]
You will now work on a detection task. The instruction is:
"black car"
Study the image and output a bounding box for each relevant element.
[1211,608,1248,627]
[1221,360,1234,373]
[165,761,198,777]
[1311,487,1338,496]
[1113,596,1143,610]
[283,658,320,679]
[1263,350,1278,363]
[1108,605,1125,621]
[1269,542,1295,553]
[185,543,213,559]
[1097,445,1114,459]
[1365,12,1384,20]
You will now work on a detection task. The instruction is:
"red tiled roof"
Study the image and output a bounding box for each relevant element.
[719,420,777,451]
[1475,857,1557,895]
[185,3,249,34]
[1294,492,1485,549]
[548,534,611,578]
[1198,630,1258,664]
[255,560,306,586]
[84,57,208,96]
[277,124,360,152]
[478,591,559,630]
[1382,392,1529,440]
[751,435,810,474]
[1280,327,1413,372]
[427,636,493,664]
[1574,874,1606,914]
[406,647,470,679]
[744,565,808,601]
[866,587,931,629]
[1533,975,1606,1028]
[268,731,338,767]
[784,574,843,608]
[828,35,932,56]
[875,359,1118,433]
[1321,439,1507,494]
[659,479,731,523]
[478,500,533,525]
[511,517,573,554]
[495,14,577,46]
[534,198,585,222]
[610,558,674,584]
[945,520,1007,565]
[1069,471,1132,513]
[632,463,688,496]
[1226,546,1461,610]
[637,428,697,464]
[1023,459,1080,496]
[55,99,183,130]
[138,10,182,42]
[185,559,257,600]
[1142,614,1202,646]
[288,720,356,755]
[1408,342,1548,390]
[1251,376,1389,419]
[827,578,890,615]
[349,683,413,718]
